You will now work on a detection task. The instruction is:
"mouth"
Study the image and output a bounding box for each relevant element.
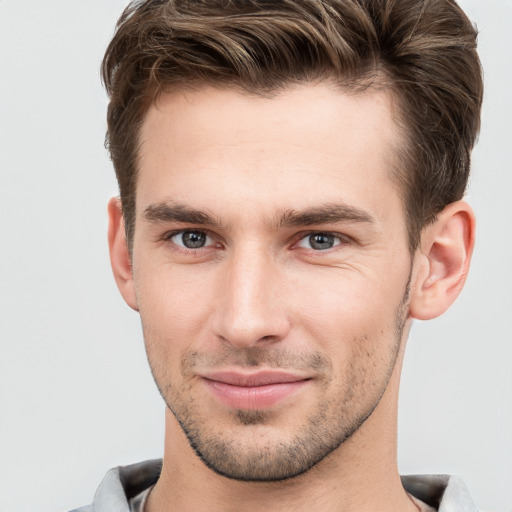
[200,370,311,410]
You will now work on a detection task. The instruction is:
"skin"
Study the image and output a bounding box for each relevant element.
[109,82,475,512]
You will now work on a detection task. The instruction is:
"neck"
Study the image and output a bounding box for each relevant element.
[146,353,417,512]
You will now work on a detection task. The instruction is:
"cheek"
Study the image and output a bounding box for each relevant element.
[289,267,406,384]
[292,270,400,335]
[134,263,218,353]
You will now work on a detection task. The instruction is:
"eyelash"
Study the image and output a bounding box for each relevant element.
[162,229,350,253]
[162,229,221,252]
[295,231,349,251]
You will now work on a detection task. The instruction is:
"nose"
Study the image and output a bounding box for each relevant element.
[211,247,291,349]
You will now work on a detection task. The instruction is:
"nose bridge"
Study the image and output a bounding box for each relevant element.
[212,242,289,347]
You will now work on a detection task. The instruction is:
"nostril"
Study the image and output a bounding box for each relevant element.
[260,335,278,343]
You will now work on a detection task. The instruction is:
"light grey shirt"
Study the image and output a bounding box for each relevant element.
[69,459,479,512]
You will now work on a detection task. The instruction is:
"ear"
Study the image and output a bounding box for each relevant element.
[409,201,475,320]
[107,197,138,311]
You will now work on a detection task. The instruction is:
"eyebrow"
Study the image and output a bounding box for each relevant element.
[144,202,222,227]
[143,201,374,229]
[277,203,374,227]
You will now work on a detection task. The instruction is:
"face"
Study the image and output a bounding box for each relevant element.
[131,83,413,481]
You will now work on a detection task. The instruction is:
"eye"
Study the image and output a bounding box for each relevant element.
[297,233,342,251]
[170,230,215,249]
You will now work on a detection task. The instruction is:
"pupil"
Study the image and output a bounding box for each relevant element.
[183,231,206,248]
[310,233,334,250]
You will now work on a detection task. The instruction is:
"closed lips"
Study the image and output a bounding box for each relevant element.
[200,371,311,409]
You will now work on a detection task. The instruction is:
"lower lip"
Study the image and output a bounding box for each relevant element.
[203,379,308,409]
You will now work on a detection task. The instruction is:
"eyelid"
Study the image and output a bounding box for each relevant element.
[163,228,223,249]
[293,230,351,250]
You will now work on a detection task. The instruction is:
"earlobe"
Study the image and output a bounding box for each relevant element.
[409,201,475,321]
[107,197,139,311]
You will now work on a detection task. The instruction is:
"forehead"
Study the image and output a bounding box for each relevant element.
[137,82,404,224]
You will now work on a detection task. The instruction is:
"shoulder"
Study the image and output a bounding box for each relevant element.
[402,474,479,512]
[67,459,162,512]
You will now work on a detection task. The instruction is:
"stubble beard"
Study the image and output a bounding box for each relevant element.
[145,282,411,483]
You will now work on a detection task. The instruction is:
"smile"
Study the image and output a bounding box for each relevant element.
[201,371,311,410]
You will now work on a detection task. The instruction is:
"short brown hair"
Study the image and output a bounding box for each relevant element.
[102,0,483,250]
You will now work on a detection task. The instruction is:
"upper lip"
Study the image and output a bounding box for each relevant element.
[200,370,310,387]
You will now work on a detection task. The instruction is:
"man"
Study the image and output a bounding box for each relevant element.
[74,0,483,510]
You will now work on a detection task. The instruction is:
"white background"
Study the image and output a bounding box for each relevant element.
[0,1,510,511]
